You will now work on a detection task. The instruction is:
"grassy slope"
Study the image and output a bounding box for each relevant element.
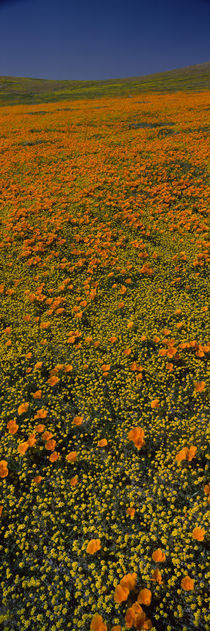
[0,62,209,105]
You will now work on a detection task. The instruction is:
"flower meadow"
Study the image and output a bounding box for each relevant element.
[0,91,209,631]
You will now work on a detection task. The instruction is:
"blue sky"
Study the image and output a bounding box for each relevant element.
[0,0,209,80]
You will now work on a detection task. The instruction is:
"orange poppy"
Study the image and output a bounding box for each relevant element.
[98,439,108,447]
[136,372,143,381]
[152,548,166,562]
[33,475,42,484]
[90,613,107,631]
[3,326,12,335]
[153,336,160,343]
[114,583,129,604]
[176,447,188,463]
[192,527,205,541]
[66,451,77,462]
[140,618,153,630]
[126,507,135,518]
[194,381,206,393]
[151,569,162,584]
[35,424,46,433]
[7,419,19,434]
[45,439,56,451]
[42,431,53,441]
[119,285,127,295]
[120,572,137,592]
[49,451,60,462]
[101,364,110,372]
[17,442,29,455]
[204,483,210,495]
[18,402,29,415]
[187,445,197,461]
[166,363,174,372]
[150,398,159,409]
[125,603,148,629]
[86,539,101,554]
[127,321,134,329]
[47,375,60,386]
[0,460,8,478]
[5,339,12,347]
[34,362,43,369]
[85,335,93,343]
[128,427,145,449]
[40,321,51,330]
[32,390,42,399]
[135,610,149,630]
[27,434,37,447]
[72,415,83,426]
[181,576,195,591]
[176,445,197,463]
[34,409,48,419]
[124,606,136,629]
[137,588,152,606]
[70,476,78,487]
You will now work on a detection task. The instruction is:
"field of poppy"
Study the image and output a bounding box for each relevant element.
[0,89,209,631]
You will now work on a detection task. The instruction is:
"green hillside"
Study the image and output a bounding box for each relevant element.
[0,62,209,105]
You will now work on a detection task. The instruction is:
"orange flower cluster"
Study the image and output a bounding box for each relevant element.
[0,90,209,631]
[176,445,197,462]
[114,572,137,603]
[125,602,152,630]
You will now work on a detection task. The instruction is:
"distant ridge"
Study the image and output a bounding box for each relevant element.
[0,62,209,105]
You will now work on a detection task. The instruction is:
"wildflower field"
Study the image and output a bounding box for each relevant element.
[0,90,209,631]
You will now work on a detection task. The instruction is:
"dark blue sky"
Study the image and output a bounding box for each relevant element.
[0,0,209,80]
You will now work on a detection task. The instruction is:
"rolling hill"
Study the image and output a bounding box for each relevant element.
[0,61,209,105]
